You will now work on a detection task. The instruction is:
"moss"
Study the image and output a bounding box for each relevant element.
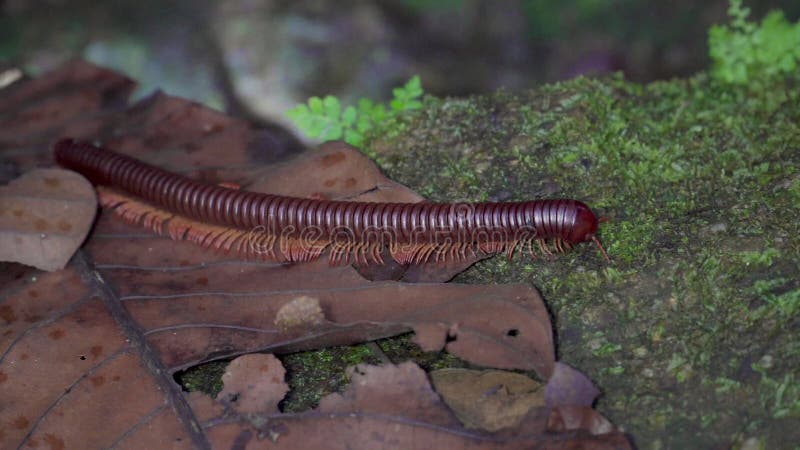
[278,344,382,412]
[175,360,228,397]
[375,333,474,372]
[366,72,800,448]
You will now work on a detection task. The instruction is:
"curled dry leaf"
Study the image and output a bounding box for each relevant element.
[187,359,632,449]
[0,168,96,271]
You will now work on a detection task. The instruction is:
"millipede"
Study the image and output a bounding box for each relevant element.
[53,138,608,265]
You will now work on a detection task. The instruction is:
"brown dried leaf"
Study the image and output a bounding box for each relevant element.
[248,140,424,203]
[430,368,546,432]
[217,354,287,414]
[0,60,134,157]
[545,362,602,409]
[0,168,96,271]
[84,234,555,377]
[0,267,165,448]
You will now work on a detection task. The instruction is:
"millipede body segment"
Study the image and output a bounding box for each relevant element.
[54,138,607,265]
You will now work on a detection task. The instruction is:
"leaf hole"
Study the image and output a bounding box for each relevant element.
[506,329,520,337]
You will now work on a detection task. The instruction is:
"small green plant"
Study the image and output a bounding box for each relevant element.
[286,76,424,147]
[708,0,800,84]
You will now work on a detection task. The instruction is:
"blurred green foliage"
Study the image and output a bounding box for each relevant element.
[709,0,800,84]
[400,0,465,13]
[286,76,423,147]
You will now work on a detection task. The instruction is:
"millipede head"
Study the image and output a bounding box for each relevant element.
[566,201,610,261]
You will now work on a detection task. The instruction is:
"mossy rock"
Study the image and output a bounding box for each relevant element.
[366,73,800,449]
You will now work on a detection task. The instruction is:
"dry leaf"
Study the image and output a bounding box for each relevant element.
[218,354,287,414]
[544,362,601,408]
[0,168,96,271]
[548,405,616,436]
[0,60,134,153]
[430,368,546,432]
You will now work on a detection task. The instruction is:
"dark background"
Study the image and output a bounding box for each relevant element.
[3,0,799,127]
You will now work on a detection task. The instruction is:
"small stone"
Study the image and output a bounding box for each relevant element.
[709,223,727,233]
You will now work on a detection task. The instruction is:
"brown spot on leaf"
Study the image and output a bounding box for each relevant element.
[112,375,121,382]
[0,304,16,323]
[323,178,336,187]
[24,315,43,323]
[196,276,208,286]
[48,329,65,340]
[43,177,61,187]
[34,218,48,231]
[344,177,357,188]
[90,345,103,358]
[0,371,7,383]
[90,375,106,387]
[20,353,29,360]
[28,289,39,298]
[44,433,65,450]
[57,219,72,232]
[13,208,24,217]
[13,415,30,429]
[320,152,346,167]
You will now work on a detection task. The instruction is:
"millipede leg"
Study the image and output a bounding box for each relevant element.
[526,239,536,259]
[537,239,553,257]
